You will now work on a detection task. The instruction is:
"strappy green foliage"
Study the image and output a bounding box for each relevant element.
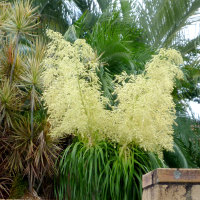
[56,141,165,200]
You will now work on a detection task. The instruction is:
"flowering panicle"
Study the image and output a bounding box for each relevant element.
[109,48,183,153]
[42,30,183,154]
[42,30,109,143]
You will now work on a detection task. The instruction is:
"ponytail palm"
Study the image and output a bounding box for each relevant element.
[44,30,183,199]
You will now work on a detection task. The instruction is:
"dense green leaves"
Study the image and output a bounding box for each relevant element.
[73,7,153,103]
[56,141,165,200]
[164,116,200,168]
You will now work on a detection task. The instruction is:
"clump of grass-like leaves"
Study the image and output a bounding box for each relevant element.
[55,140,163,200]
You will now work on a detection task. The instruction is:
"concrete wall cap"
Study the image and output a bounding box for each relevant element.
[142,168,200,188]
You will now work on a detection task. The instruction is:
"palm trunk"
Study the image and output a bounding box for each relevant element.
[10,32,20,83]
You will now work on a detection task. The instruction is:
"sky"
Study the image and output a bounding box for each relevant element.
[188,101,200,119]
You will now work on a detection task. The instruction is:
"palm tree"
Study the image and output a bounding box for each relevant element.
[135,0,200,49]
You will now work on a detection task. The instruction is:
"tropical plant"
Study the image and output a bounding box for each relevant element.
[56,140,164,200]
[21,38,46,139]
[5,38,60,195]
[0,1,61,197]
[0,0,199,198]
[7,115,60,194]
[1,0,39,83]
[0,80,22,130]
[43,30,183,199]
[43,30,183,153]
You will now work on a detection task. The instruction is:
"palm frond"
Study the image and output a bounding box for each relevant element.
[97,0,111,12]
[164,116,200,168]
[137,0,200,48]
[178,35,200,55]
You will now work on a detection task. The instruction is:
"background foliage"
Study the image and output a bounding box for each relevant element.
[0,0,200,199]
